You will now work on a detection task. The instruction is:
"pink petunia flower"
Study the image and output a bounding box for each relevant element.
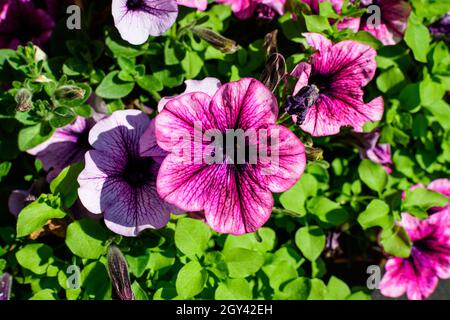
[305,0,411,45]
[77,110,181,237]
[216,0,286,20]
[286,33,383,137]
[0,0,55,49]
[158,77,222,112]
[155,78,306,235]
[380,179,450,300]
[357,129,392,174]
[176,0,208,11]
[111,0,178,45]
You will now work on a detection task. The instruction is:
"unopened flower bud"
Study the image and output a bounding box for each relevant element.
[107,245,134,300]
[54,85,86,100]
[15,89,33,112]
[0,273,12,301]
[191,26,240,54]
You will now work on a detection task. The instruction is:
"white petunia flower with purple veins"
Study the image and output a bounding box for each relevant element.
[77,110,181,237]
[112,0,178,45]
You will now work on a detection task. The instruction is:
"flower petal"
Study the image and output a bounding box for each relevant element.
[156,92,217,152]
[157,77,221,111]
[209,78,278,131]
[300,94,383,137]
[102,179,175,236]
[176,0,208,11]
[302,32,333,52]
[112,0,178,45]
[256,124,306,193]
[203,164,274,235]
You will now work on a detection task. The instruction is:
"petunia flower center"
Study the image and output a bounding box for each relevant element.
[122,156,155,187]
[285,85,320,125]
[126,0,144,10]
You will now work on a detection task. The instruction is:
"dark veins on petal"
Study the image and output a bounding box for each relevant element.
[126,0,177,14]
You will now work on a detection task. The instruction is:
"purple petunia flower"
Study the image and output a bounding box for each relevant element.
[216,0,285,20]
[430,13,450,42]
[0,273,12,300]
[158,77,222,111]
[155,78,306,235]
[176,0,208,11]
[287,33,383,137]
[28,116,96,182]
[77,110,181,237]
[0,0,55,49]
[357,129,392,174]
[380,179,450,300]
[111,0,178,45]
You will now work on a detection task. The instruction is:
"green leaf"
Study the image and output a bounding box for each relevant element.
[16,195,66,237]
[50,162,84,208]
[215,279,252,300]
[29,289,57,300]
[223,248,264,278]
[95,71,134,99]
[295,226,326,261]
[358,159,387,193]
[81,261,111,299]
[223,227,276,254]
[65,219,108,259]
[181,50,203,79]
[131,281,149,300]
[404,13,431,63]
[358,199,393,230]
[325,276,351,300]
[18,123,54,151]
[304,15,331,33]
[376,67,405,94]
[280,173,318,216]
[402,188,449,218]
[381,225,412,258]
[0,161,12,182]
[307,279,327,300]
[136,74,163,93]
[16,243,53,275]
[276,277,311,300]
[307,196,349,226]
[175,218,211,257]
[175,260,208,298]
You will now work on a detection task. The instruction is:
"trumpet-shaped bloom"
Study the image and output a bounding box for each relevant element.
[287,33,383,137]
[112,0,178,45]
[176,0,208,11]
[216,0,285,20]
[28,117,96,182]
[0,273,11,300]
[155,78,306,235]
[380,179,450,300]
[78,110,180,237]
[0,0,55,49]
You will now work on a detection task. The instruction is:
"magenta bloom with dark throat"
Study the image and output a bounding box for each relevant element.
[155,78,306,235]
[78,110,181,237]
[287,33,383,137]
[0,0,55,49]
[380,179,450,300]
